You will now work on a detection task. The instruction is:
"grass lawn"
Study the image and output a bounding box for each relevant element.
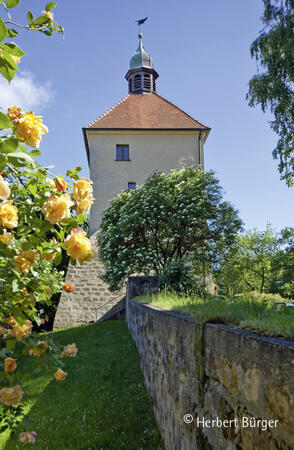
[0,320,162,450]
[137,291,294,339]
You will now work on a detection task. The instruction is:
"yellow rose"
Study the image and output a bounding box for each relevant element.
[42,193,74,224]
[0,175,10,201]
[54,368,67,382]
[13,111,48,148]
[7,105,21,121]
[19,431,37,444]
[4,357,17,373]
[0,201,18,229]
[7,316,16,327]
[14,250,37,274]
[0,231,12,246]
[29,341,50,357]
[12,320,32,340]
[76,197,93,215]
[60,343,78,358]
[73,178,93,201]
[0,385,23,405]
[73,178,94,214]
[63,228,94,263]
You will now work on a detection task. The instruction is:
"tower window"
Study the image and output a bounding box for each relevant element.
[116,145,130,161]
[128,182,136,190]
[133,74,141,90]
[144,74,151,90]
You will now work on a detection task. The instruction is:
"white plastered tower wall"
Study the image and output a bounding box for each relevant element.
[87,129,205,235]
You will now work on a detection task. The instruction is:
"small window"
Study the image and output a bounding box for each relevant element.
[116,145,130,161]
[128,182,136,190]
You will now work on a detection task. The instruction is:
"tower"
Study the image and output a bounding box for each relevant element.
[54,31,211,329]
[83,32,210,236]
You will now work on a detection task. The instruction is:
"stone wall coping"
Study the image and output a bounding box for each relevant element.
[129,298,197,323]
[129,298,294,351]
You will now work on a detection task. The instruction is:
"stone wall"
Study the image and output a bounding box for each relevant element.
[53,233,125,329]
[126,278,294,450]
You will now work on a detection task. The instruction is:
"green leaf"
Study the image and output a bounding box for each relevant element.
[0,59,15,82]
[0,112,12,130]
[33,16,50,26]
[28,182,37,195]
[33,315,42,326]
[77,213,86,224]
[0,136,18,153]
[5,43,26,57]
[69,257,77,266]
[6,338,16,351]
[29,149,41,157]
[0,17,7,41]
[54,252,62,266]
[66,166,82,180]
[7,29,18,38]
[28,279,38,291]
[46,2,56,11]
[1,51,18,70]
[21,241,31,251]
[12,278,19,292]
[11,268,21,280]
[0,155,7,172]
[27,11,33,24]
[6,0,20,8]
[7,152,36,168]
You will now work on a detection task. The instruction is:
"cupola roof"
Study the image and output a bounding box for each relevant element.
[130,33,153,70]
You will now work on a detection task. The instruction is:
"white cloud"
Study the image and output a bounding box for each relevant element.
[0,72,54,112]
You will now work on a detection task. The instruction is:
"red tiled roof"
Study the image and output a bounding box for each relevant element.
[86,93,210,129]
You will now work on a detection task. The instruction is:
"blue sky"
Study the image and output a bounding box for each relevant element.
[1,0,293,231]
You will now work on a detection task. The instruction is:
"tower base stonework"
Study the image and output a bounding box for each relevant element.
[53,233,125,329]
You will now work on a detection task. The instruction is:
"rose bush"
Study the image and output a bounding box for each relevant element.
[0,0,94,443]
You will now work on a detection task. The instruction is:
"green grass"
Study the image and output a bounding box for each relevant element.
[0,320,162,450]
[137,291,294,339]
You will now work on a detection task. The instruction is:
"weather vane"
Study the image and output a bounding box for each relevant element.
[136,17,148,33]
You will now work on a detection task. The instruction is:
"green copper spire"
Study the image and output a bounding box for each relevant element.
[130,33,153,70]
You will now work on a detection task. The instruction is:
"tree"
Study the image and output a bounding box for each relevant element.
[216,225,281,295]
[271,227,294,297]
[247,0,294,185]
[98,168,242,291]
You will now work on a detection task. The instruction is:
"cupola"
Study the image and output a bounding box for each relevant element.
[125,33,159,94]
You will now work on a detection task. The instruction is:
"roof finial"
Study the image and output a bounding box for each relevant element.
[136,16,148,34]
